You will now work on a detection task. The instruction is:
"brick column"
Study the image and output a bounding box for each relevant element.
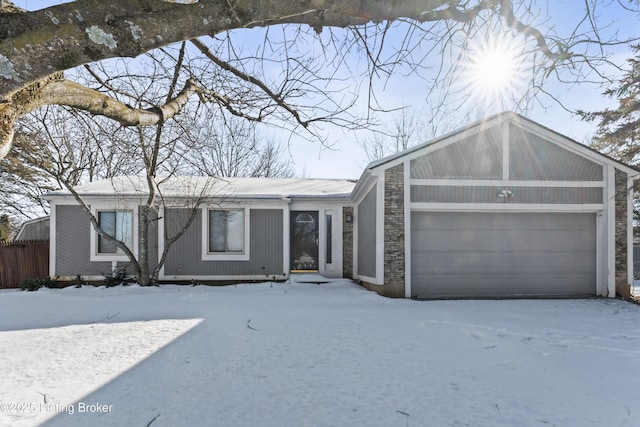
[342,206,353,279]
[615,169,630,298]
[383,164,405,297]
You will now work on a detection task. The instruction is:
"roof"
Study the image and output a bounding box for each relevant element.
[365,111,640,174]
[46,176,357,200]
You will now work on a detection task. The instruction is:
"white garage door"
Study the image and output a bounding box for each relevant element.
[411,212,597,299]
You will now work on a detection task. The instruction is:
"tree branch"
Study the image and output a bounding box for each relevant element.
[190,38,310,129]
[0,75,202,157]
[0,0,565,98]
[0,0,583,159]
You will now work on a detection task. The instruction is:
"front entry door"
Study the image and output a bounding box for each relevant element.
[290,211,319,272]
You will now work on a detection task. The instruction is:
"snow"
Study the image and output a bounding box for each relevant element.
[45,176,356,200]
[1,280,640,427]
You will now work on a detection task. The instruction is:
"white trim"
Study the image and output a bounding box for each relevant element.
[89,205,138,262]
[628,176,634,286]
[596,213,603,296]
[353,204,358,279]
[502,119,509,181]
[376,173,385,284]
[606,165,616,297]
[410,179,605,188]
[55,273,291,282]
[317,210,326,270]
[410,203,604,212]
[55,275,112,282]
[352,175,378,205]
[152,273,289,282]
[49,202,57,278]
[201,206,250,261]
[403,161,412,299]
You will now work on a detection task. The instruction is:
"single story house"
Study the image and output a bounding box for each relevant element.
[46,112,640,299]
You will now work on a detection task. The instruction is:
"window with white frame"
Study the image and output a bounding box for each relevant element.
[208,209,245,254]
[97,210,133,254]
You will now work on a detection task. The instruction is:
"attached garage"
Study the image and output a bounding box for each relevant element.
[351,112,638,299]
[410,212,596,298]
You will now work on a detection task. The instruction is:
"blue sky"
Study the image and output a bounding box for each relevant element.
[11,1,640,179]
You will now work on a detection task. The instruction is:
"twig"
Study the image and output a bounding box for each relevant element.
[396,410,410,427]
[105,310,120,320]
[37,392,47,404]
[146,414,160,427]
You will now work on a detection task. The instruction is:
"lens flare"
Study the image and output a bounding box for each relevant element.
[461,33,526,110]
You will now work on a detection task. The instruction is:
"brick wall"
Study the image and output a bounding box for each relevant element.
[615,169,630,298]
[342,206,353,279]
[383,164,405,297]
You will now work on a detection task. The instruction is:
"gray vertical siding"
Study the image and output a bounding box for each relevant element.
[510,125,603,180]
[411,124,502,179]
[357,185,377,278]
[56,205,112,276]
[163,208,284,277]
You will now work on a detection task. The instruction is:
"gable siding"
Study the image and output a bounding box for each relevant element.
[163,208,284,277]
[410,124,502,179]
[357,185,377,278]
[56,205,112,276]
[411,185,603,204]
[509,125,603,180]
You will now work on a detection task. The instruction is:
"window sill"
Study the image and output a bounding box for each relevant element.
[90,253,130,262]
[202,253,250,261]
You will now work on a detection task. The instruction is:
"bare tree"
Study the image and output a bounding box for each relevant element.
[0,134,54,220]
[2,103,143,222]
[359,107,459,162]
[7,38,300,284]
[182,110,294,178]
[1,1,638,160]
[10,45,214,285]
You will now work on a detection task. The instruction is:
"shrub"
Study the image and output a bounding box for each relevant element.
[21,277,56,292]
[103,269,132,288]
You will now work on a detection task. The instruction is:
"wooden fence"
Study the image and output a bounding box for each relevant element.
[0,240,50,289]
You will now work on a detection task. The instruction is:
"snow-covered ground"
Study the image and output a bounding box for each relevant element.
[1,279,640,427]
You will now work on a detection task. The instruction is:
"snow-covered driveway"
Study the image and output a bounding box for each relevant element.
[1,280,639,427]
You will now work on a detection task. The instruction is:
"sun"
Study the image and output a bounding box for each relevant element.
[461,33,526,109]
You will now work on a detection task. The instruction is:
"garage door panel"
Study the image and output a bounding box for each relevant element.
[417,273,596,298]
[411,212,596,298]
